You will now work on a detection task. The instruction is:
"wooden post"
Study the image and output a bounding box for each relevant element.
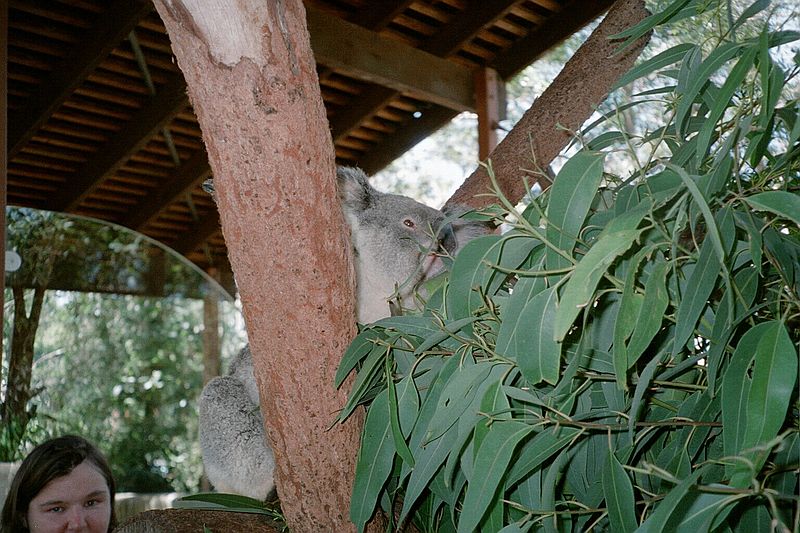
[201,267,221,493]
[1,0,8,361]
[201,267,222,388]
[475,67,502,161]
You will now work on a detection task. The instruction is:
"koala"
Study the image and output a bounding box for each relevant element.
[198,346,273,499]
[338,166,459,322]
[198,166,488,499]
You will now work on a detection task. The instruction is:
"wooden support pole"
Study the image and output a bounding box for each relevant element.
[475,67,502,161]
[201,267,221,493]
[202,268,222,388]
[1,0,8,360]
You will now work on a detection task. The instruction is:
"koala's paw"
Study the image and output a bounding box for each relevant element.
[198,375,275,500]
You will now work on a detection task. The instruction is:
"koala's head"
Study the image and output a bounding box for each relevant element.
[337,167,454,322]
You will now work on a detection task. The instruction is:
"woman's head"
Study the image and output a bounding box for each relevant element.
[1,435,116,533]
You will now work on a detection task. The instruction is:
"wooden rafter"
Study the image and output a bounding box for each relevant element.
[173,209,220,256]
[347,0,415,30]
[330,0,516,172]
[307,5,475,113]
[124,149,211,230]
[493,0,616,79]
[7,0,152,159]
[421,0,519,57]
[330,85,396,142]
[49,73,189,212]
[357,105,458,176]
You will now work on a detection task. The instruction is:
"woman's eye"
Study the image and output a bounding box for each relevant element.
[85,500,97,507]
[403,219,415,228]
[47,507,63,513]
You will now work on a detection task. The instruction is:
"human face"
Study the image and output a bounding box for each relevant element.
[25,460,111,533]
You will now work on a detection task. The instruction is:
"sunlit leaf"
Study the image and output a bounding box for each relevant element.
[499,286,560,385]
[545,151,605,271]
[675,42,743,136]
[695,47,757,163]
[614,43,696,89]
[554,203,650,341]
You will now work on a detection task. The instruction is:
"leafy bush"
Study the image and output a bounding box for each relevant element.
[337,2,799,531]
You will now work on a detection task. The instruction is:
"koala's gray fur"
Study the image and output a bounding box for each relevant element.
[198,346,274,499]
[198,166,488,499]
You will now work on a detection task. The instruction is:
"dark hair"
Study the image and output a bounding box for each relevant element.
[1,435,116,533]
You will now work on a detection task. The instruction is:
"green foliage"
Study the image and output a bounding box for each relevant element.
[338,2,800,531]
[175,493,288,532]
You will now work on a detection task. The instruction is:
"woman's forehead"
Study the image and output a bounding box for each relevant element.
[31,460,109,504]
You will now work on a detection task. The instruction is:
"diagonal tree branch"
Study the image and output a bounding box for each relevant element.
[445,0,651,210]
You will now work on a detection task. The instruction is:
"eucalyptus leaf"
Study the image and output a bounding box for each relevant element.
[457,421,533,533]
[350,389,397,531]
[603,450,638,533]
[499,286,561,385]
[554,204,648,342]
[545,151,605,271]
[745,191,800,227]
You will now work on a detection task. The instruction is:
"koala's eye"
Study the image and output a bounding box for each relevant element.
[403,218,416,229]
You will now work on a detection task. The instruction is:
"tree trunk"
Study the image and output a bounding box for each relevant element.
[1,286,45,435]
[152,2,360,531]
[445,0,651,210]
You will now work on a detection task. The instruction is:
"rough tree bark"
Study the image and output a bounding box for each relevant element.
[445,0,651,210]
[152,1,360,531]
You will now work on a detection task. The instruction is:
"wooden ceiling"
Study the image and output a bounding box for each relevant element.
[4,0,613,282]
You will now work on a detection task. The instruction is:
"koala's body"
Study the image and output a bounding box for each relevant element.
[198,346,275,499]
[198,167,487,499]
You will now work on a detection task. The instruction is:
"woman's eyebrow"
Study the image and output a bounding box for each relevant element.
[38,490,107,507]
[37,499,66,507]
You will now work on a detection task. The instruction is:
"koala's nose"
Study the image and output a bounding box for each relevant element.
[438,223,457,254]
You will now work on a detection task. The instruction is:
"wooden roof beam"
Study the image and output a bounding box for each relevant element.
[7,0,152,159]
[493,0,616,79]
[330,85,397,142]
[348,0,415,30]
[123,149,212,230]
[421,0,519,57]
[306,5,475,113]
[50,73,189,212]
[173,209,221,256]
[329,0,514,153]
[356,105,458,176]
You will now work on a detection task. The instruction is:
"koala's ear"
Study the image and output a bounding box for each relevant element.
[337,166,375,211]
